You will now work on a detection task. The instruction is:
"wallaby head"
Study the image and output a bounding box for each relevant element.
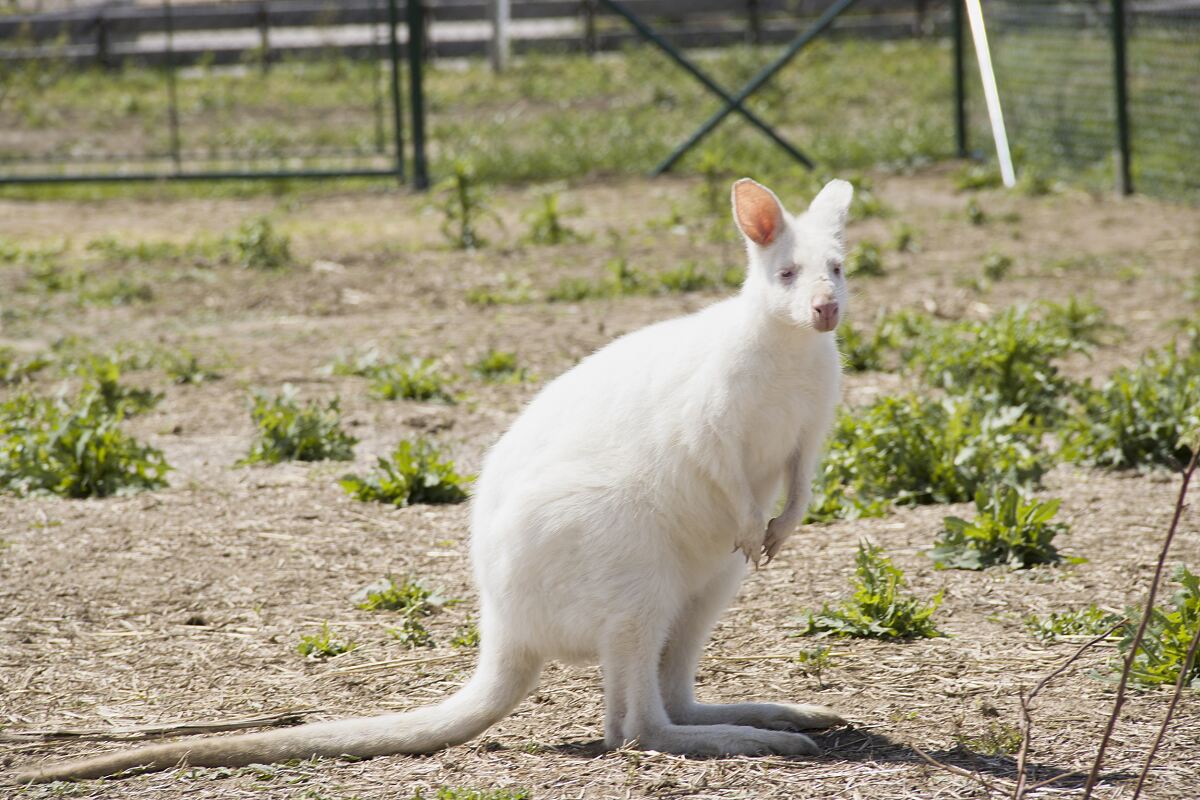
[731,178,854,333]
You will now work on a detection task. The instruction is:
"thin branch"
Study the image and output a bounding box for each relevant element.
[1013,621,1127,799]
[1132,610,1200,799]
[911,742,1007,796]
[0,708,316,743]
[1082,446,1198,800]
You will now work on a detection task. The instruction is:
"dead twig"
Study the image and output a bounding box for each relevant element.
[1131,608,1200,799]
[911,742,1007,796]
[1013,620,1126,799]
[0,708,317,743]
[1082,446,1198,800]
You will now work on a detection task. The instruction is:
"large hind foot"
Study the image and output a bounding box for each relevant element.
[633,722,821,757]
[670,701,845,732]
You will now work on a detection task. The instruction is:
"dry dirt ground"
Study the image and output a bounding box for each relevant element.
[1,168,1198,799]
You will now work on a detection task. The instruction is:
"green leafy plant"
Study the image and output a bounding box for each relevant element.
[228,215,291,270]
[389,616,435,649]
[297,622,355,659]
[657,260,717,294]
[0,392,169,498]
[546,258,652,302]
[340,439,472,507]
[470,349,527,383]
[523,191,584,245]
[837,318,897,373]
[368,358,455,403]
[160,349,221,385]
[356,577,443,650]
[451,619,481,649]
[982,252,1013,281]
[1064,341,1200,470]
[414,788,531,800]
[437,161,496,250]
[1039,296,1112,345]
[464,274,535,306]
[1024,605,1124,642]
[929,484,1067,570]
[910,306,1084,423]
[357,576,438,614]
[793,645,834,687]
[1120,564,1200,688]
[799,541,942,640]
[966,198,987,225]
[69,355,161,416]
[954,164,1003,192]
[808,395,1050,521]
[957,721,1023,756]
[890,222,917,253]
[0,347,50,385]
[241,385,357,464]
[846,240,885,277]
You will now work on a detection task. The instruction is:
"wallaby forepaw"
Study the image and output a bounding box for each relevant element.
[762,516,794,563]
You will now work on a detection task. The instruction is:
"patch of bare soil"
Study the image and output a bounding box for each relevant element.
[1,170,1198,799]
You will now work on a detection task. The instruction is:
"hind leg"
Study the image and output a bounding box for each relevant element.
[601,604,820,757]
[659,558,844,734]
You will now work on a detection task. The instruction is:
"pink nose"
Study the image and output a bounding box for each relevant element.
[812,300,839,331]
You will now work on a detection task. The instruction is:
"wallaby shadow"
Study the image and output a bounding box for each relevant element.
[546,726,1134,791]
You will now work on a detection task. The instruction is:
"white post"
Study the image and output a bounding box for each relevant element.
[963,0,1016,187]
[490,0,511,73]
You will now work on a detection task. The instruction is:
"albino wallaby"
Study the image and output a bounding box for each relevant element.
[10,177,853,784]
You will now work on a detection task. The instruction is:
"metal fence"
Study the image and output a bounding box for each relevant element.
[962,0,1200,200]
[0,0,948,186]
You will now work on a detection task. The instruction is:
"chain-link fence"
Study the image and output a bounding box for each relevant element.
[0,0,422,183]
[971,0,1200,201]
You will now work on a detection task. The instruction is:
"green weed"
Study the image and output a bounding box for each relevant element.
[809,396,1050,520]
[389,616,435,649]
[465,275,535,306]
[0,347,51,385]
[341,439,472,507]
[241,385,357,464]
[890,222,918,253]
[470,350,527,383]
[657,261,717,293]
[523,191,585,245]
[910,306,1084,422]
[414,788,531,800]
[954,164,1003,192]
[846,240,885,277]
[228,216,291,270]
[452,619,481,649]
[966,198,987,225]
[793,645,834,687]
[0,391,170,498]
[368,358,455,403]
[68,355,161,416]
[957,721,1023,756]
[437,161,496,250]
[297,622,355,659]
[160,349,222,385]
[356,576,438,614]
[1120,564,1200,688]
[1024,605,1124,642]
[982,252,1013,281]
[799,541,942,640]
[1064,340,1200,469]
[1039,296,1113,345]
[837,318,894,373]
[929,484,1067,570]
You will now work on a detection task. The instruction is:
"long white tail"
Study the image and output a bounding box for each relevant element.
[9,643,541,784]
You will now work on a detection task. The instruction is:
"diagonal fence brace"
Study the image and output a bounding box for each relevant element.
[597,0,814,173]
[654,0,863,175]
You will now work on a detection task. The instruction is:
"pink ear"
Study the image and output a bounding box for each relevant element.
[732,179,784,247]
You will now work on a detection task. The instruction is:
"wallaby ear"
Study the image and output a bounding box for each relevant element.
[731,178,785,247]
[807,179,854,231]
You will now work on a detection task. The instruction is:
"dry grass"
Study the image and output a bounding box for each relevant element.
[1,167,1198,798]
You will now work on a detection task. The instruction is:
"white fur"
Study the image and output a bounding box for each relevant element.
[10,178,853,784]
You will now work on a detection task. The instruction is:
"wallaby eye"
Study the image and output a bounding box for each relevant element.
[778,266,797,282]
[830,260,843,277]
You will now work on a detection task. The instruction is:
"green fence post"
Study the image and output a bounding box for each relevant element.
[407,0,429,190]
[952,0,967,157]
[1111,0,1133,195]
[386,0,406,183]
[163,0,182,171]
